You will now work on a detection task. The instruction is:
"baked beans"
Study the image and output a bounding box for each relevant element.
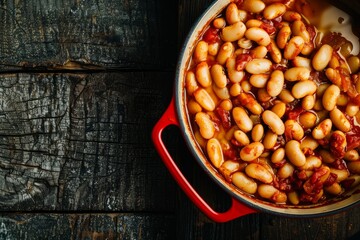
[186,0,360,205]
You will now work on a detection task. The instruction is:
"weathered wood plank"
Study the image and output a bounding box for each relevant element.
[177,0,214,46]
[0,0,178,70]
[259,209,360,240]
[0,213,175,239]
[0,72,176,211]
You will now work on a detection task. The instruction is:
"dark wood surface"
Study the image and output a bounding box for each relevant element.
[0,0,359,239]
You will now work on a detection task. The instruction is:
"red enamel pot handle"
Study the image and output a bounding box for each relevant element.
[152,97,257,222]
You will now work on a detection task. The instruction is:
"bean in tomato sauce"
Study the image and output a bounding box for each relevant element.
[185,0,360,205]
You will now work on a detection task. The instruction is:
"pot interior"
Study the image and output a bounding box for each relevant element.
[175,0,360,216]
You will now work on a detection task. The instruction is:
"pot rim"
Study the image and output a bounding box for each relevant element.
[174,0,360,217]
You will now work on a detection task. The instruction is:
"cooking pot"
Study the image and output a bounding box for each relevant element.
[152,0,360,222]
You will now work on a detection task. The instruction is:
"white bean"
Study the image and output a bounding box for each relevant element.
[288,191,300,205]
[258,184,287,203]
[301,156,322,170]
[276,25,291,49]
[233,129,250,146]
[324,182,342,195]
[285,140,306,167]
[207,138,224,168]
[245,19,263,28]
[344,150,360,162]
[299,112,317,129]
[284,119,304,141]
[251,45,268,59]
[185,71,198,96]
[325,68,341,86]
[195,112,215,139]
[258,184,277,199]
[278,89,295,103]
[193,88,216,111]
[213,17,226,29]
[322,84,340,111]
[262,130,276,150]
[257,88,272,102]
[245,27,271,46]
[225,3,240,24]
[291,80,317,99]
[267,70,284,97]
[318,149,336,164]
[217,42,235,65]
[271,101,286,118]
[195,62,212,88]
[245,58,272,74]
[330,168,350,182]
[263,3,286,20]
[336,94,349,107]
[301,95,315,110]
[252,123,264,142]
[268,39,282,63]
[300,136,319,151]
[249,74,269,88]
[284,67,310,81]
[277,163,295,179]
[221,21,247,42]
[219,160,241,182]
[282,11,301,22]
[312,118,332,140]
[346,102,359,117]
[284,36,304,60]
[292,20,310,42]
[242,0,266,13]
[238,38,253,49]
[312,44,334,71]
[212,85,230,100]
[187,99,202,114]
[232,172,257,194]
[229,83,242,96]
[262,110,285,135]
[210,64,227,88]
[271,147,285,163]
[208,42,220,56]
[240,142,265,161]
[226,55,246,83]
[245,163,273,183]
[292,56,312,69]
[330,108,351,132]
[241,80,252,92]
[193,41,208,63]
[238,92,263,115]
[348,161,360,174]
[232,107,253,133]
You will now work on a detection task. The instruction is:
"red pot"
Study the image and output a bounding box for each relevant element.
[152,0,360,222]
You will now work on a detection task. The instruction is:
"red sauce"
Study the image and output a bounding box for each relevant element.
[235,54,252,71]
[215,107,232,130]
[346,118,360,150]
[329,132,346,158]
[202,27,220,44]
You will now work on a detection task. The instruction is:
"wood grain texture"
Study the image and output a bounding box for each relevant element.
[177,0,214,46]
[0,0,178,70]
[0,214,175,239]
[0,72,175,212]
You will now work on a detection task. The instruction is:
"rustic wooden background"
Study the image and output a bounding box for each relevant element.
[0,0,359,239]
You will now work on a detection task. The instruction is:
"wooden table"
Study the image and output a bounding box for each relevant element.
[0,0,359,239]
